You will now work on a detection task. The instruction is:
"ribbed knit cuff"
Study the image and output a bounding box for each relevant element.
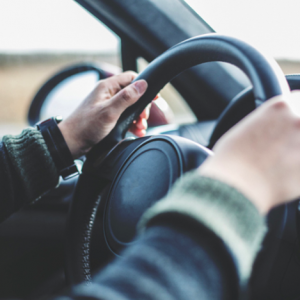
[138,171,267,283]
[3,128,59,203]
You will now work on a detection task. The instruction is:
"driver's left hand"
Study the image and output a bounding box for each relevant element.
[58,71,148,159]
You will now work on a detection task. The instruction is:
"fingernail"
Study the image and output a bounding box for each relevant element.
[134,80,148,95]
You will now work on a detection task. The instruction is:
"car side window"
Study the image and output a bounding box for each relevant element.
[0,0,120,135]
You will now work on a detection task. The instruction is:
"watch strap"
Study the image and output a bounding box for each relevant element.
[36,117,78,180]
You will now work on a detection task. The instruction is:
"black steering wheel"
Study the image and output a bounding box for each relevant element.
[65,33,290,285]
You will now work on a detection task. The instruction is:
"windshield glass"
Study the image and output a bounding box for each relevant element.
[184,0,300,72]
[0,0,198,135]
[0,0,119,135]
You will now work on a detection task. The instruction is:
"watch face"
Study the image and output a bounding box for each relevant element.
[55,116,63,124]
[37,116,77,179]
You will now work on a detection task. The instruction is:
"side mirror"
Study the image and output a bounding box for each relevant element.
[28,63,111,126]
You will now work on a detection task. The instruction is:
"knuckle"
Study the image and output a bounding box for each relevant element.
[94,79,109,93]
[121,88,134,103]
[271,100,288,110]
[268,100,290,119]
[97,78,108,88]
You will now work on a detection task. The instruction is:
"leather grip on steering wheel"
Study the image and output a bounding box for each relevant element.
[86,33,290,163]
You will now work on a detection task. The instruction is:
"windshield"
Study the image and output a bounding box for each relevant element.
[184,0,300,72]
[2,0,298,136]
[0,0,199,134]
[0,0,120,135]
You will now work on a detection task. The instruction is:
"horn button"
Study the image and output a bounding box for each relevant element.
[104,139,182,254]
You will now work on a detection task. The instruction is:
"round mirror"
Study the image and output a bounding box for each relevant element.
[40,71,99,120]
[28,63,109,126]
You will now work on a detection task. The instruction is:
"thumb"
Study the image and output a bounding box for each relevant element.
[109,80,148,115]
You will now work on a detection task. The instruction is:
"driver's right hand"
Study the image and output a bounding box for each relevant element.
[199,90,300,214]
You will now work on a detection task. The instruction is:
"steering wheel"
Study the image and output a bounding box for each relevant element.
[65,33,290,285]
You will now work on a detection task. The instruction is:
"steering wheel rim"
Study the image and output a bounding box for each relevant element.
[208,74,300,148]
[85,33,289,168]
[65,33,290,285]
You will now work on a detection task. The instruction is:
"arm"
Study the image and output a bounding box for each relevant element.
[0,72,148,222]
[64,175,253,300]
[64,92,300,300]
[0,129,58,222]
[2,75,300,299]
[67,222,240,300]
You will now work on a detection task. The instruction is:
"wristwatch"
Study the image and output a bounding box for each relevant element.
[36,116,79,180]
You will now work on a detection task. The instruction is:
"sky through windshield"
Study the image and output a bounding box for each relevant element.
[0,0,118,53]
[1,0,300,60]
[184,0,300,61]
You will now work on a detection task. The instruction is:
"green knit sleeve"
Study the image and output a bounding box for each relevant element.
[2,127,59,203]
[138,170,267,283]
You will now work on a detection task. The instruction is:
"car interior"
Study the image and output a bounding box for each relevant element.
[1,1,300,300]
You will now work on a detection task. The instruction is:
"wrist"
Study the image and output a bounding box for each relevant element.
[198,156,274,214]
[58,120,92,159]
[36,117,79,180]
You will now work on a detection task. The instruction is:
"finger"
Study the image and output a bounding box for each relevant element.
[108,80,148,115]
[129,117,147,137]
[112,71,137,86]
[129,126,146,137]
[135,117,148,130]
[139,103,152,120]
[104,71,138,96]
[139,110,147,119]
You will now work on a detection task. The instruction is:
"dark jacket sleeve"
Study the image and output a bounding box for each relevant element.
[0,128,266,299]
[58,173,267,300]
[0,128,59,222]
[65,223,240,300]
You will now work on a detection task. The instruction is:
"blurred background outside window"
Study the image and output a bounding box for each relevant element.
[2,0,300,136]
[0,0,120,135]
[185,0,300,72]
